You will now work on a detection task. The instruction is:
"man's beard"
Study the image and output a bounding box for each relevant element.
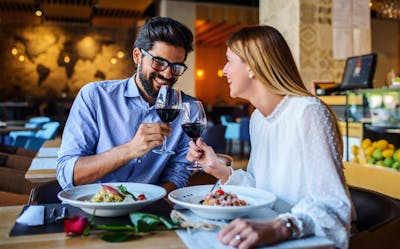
[138,63,178,99]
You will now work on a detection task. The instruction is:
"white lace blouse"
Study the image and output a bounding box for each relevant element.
[226,95,353,249]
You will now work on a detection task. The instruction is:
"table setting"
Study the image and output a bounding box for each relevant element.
[3,182,335,249]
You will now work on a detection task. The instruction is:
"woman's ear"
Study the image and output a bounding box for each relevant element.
[132,48,141,64]
[248,68,255,79]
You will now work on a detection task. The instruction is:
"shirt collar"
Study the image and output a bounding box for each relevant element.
[124,74,141,98]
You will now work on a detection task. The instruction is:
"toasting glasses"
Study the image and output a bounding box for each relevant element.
[153,85,182,155]
[181,101,207,170]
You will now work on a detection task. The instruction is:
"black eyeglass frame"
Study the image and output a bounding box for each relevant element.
[140,48,187,76]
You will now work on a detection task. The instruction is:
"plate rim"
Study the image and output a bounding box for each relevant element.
[168,184,276,211]
[57,182,166,208]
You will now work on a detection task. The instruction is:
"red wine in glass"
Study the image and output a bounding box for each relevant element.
[182,101,207,170]
[153,86,182,155]
[181,122,206,141]
[156,108,181,123]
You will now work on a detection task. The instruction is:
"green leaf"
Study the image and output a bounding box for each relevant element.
[159,216,180,230]
[117,184,137,200]
[101,232,137,242]
[83,226,91,236]
[129,213,161,232]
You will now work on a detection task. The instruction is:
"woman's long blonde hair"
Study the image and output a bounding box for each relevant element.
[227,26,343,158]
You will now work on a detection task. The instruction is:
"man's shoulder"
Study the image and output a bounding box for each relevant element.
[181,91,197,102]
[78,78,130,99]
[82,78,129,91]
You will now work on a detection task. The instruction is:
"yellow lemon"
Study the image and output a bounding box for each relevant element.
[388,144,395,150]
[351,157,360,163]
[371,142,377,149]
[376,139,389,150]
[382,149,394,158]
[351,145,359,156]
[361,138,372,149]
[364,146,375,157]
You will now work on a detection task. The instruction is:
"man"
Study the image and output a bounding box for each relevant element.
[57,16,196,194]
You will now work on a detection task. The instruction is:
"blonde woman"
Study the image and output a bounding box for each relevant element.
[187,26,354,249]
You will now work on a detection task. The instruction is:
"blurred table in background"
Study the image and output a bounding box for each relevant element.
[25,139,60,183]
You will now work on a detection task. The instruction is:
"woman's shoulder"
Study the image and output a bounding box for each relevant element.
[289,95,321,106]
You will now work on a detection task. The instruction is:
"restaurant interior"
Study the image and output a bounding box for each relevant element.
[0,0,399,248]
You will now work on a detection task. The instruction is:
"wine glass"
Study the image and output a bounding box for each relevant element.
[153,85,182,155]
[181,101,207,170]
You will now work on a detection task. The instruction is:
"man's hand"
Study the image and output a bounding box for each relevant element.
[128,123,171,157]
[73,122,172,186]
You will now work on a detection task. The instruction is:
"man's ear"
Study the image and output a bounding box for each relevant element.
[132,48,141,64]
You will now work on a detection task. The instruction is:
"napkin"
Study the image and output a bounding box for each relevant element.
[16,205,45,226]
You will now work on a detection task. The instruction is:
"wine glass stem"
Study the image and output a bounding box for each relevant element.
[162,135,167,152]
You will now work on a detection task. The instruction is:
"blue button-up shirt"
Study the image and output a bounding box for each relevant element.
[57,76,196,189]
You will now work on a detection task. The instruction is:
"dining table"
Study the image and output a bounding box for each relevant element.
[0,201,335,249]
[0,203,186,249]
[18,140,338,248]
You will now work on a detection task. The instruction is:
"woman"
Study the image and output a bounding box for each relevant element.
[186,26,354,249]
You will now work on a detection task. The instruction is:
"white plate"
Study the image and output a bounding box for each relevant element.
[168,185,276,220]
[58,182,166,217]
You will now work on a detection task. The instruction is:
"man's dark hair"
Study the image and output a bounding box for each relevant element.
[134,16,194,60]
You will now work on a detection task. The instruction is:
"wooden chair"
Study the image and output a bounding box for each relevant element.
[28,180,62,205]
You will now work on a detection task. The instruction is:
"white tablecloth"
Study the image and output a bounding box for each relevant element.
[174,208,334,249]
[37,147,59,157]
[29,158,58,170]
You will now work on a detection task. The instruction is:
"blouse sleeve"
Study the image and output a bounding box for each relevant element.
[287,102,352,249]
[223,168,255,187]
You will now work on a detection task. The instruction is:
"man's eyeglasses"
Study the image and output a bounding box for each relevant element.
[140,49,187,76]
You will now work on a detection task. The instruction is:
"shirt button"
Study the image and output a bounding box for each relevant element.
[137,158,142,164]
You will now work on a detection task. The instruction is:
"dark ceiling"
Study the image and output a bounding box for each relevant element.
[0,0,258,46]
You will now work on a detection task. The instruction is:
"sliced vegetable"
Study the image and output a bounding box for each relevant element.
[117,184,137,200]
[137,194,146,200]
[215,189,225,196]
[102,184,122,195]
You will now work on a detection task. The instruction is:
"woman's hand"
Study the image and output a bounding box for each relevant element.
[185,138,231,182]
[218,218,291,249]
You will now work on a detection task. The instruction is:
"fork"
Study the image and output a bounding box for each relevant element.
[209,179,221,193]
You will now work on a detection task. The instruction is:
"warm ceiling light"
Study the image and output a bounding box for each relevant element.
[117,51,124,58]
[217,69,224,77]
[35,10,42,17]
[195,69,206,80]
[64,55,70,64]
[18,55,25,62]
[111,57,117,64]
[11,48,18,55]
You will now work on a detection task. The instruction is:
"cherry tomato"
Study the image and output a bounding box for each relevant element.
[215,189,225,195]
[137,194,146,200]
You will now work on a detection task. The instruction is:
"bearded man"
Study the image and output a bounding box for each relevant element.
[57,17,197,194]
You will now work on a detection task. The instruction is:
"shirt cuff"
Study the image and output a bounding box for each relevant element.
[222,167,241,185]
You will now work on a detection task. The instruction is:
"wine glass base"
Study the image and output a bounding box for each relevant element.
[152,149,175,155]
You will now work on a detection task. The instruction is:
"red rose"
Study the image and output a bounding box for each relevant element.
[64,216,89,236]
